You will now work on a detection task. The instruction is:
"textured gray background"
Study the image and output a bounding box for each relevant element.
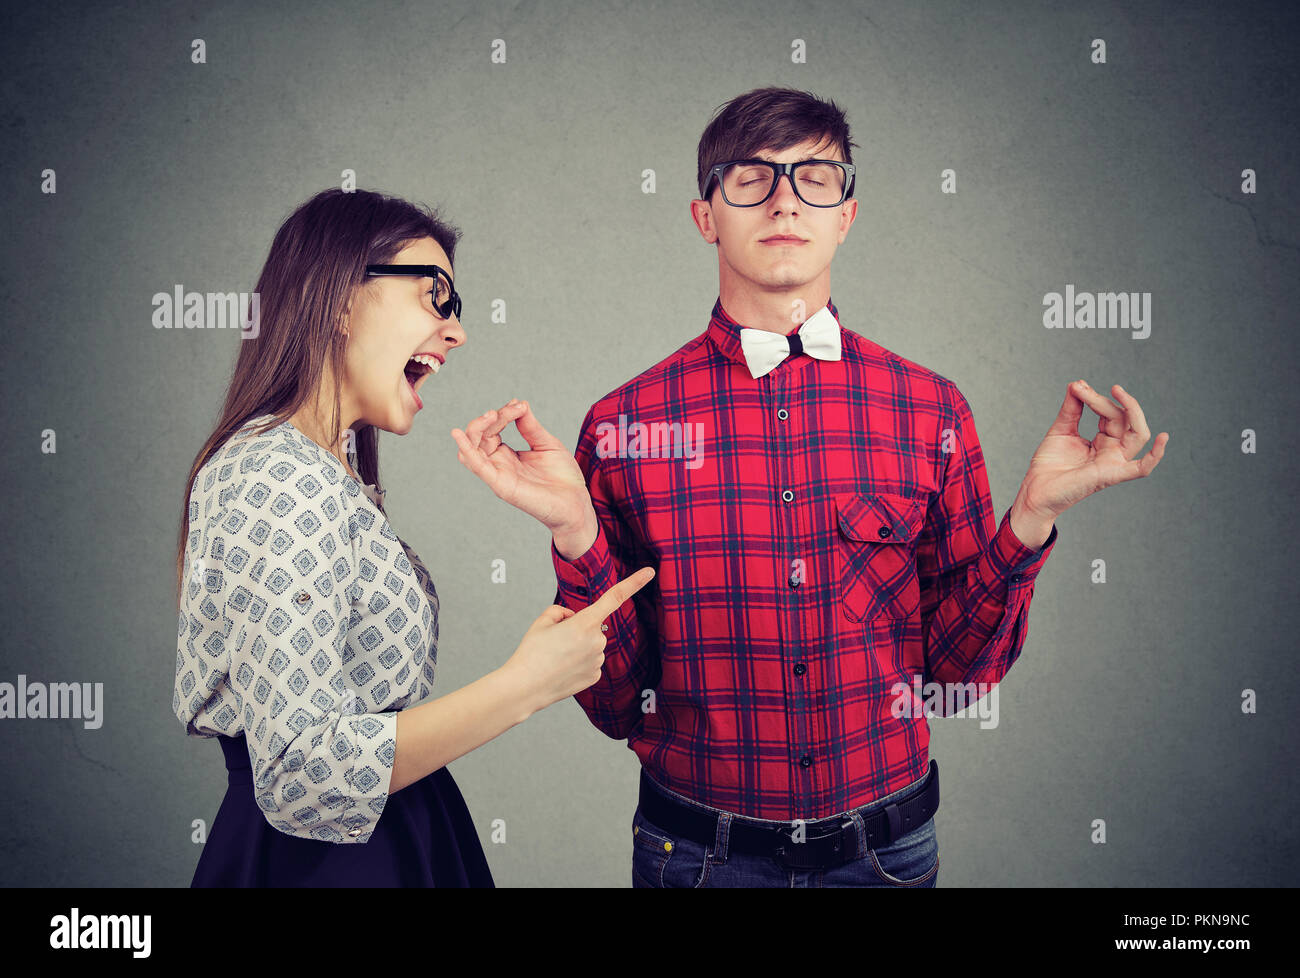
[1,0,1297,887]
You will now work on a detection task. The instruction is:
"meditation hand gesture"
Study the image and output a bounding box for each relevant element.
[452,399,600,557]
[1008,380,1170,547]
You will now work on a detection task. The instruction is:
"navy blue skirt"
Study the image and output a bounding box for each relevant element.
[192,730,495,887]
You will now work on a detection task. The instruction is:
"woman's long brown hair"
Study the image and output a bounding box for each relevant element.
[174,188,461,607]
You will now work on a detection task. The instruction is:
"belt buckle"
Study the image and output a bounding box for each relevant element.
[772,819,856,870]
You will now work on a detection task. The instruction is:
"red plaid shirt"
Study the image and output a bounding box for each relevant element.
[552,298,1059,820]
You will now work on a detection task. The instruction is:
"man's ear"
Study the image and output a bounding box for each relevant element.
[690,198,719,244]
[836,197,859,244]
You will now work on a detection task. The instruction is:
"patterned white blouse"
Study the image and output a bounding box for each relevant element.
[173,413,438,844]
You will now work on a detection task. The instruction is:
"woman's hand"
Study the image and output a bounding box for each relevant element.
[506,566,656,717]
[452,399,597,541]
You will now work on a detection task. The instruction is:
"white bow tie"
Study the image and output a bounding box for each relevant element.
[738,306,842,379]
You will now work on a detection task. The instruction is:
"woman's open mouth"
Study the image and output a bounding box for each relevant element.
[403,354,440,409]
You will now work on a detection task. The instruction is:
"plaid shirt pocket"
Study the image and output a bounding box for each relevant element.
[835,493,926,622]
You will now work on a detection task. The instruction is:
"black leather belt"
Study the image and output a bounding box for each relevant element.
[638,760,939,870]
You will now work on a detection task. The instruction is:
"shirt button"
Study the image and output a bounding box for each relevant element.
[793,663,806,676]
[782,490,794,503]
[1010,574,1023,583]
[347,828,361,837]
[799,755,812,768]
[877,525,892,539]
[295,591,311,604]
[777,409,789,421]
[574,586,588,595]
[789,574,800,589]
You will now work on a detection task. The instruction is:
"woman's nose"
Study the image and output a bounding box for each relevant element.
[442,316,466,348]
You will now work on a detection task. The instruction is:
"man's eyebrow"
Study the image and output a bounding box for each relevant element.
[754,154,835,163]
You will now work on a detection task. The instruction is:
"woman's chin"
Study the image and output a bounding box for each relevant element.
[387,409,415,435]
[388,387,420,432]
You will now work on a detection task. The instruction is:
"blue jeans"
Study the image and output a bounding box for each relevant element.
[632,769,939,888]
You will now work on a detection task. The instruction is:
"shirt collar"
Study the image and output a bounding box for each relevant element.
[243,413,385,507]
[706,296,843,374]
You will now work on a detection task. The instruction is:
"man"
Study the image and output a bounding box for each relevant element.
[452,86,1168,887]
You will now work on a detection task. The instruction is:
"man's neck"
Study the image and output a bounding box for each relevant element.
[718,282,831,335]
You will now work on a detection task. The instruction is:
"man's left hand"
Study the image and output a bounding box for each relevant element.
[1009,379,1170,547]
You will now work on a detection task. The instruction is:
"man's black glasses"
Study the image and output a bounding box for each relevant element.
[703,159,856,208]
[365,264,462,321]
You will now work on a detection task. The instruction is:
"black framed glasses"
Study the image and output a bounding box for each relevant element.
[365,264,462,321]
[703,158,856,208]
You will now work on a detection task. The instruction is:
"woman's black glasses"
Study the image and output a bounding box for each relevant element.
[365,264,462,321]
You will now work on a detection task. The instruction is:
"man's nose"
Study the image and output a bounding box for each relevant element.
[770,172,800,210]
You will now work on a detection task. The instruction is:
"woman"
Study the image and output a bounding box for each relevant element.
[173,188,652,887]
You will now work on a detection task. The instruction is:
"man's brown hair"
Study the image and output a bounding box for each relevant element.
[696,86,859,201]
